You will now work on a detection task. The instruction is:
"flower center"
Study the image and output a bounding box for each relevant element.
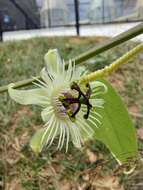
[52,96,68,120]
[59,82,92,121]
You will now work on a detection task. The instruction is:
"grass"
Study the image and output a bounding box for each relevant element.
[0,36,143,190]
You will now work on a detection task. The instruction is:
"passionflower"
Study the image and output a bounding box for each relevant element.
[8,49,107,153]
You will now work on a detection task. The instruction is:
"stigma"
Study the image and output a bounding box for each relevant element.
[59,82,92,121]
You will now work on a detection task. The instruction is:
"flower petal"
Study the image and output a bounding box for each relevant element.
[30,127,59,153]
[8,83,48,105]
[40,68,52,84]
[30,128,47,153]
[44,49,62,77]
[41,107,54,122]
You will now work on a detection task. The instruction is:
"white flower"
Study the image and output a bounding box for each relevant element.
[8,49,107,153]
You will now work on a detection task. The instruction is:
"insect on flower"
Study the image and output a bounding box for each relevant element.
[8,49,107,153]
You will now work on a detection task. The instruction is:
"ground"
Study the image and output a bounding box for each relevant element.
[0,37,143,190]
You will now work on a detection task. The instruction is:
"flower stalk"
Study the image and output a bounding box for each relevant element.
[79,43,143,84]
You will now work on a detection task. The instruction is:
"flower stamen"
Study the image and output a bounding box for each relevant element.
[59,82,93,120]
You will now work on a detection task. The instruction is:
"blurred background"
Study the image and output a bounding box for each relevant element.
[0,0,143,41]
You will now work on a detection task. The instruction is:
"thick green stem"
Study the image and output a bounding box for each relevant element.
[73,23,143,64]
[79,43,143,84]
[0,23,143,93]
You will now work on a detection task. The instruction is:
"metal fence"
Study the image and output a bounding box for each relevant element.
[0,0,143,40]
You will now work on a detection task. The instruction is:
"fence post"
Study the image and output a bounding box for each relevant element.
[102,0,105,23]
[74,0,80,36]
[0,20,3,41]
[47,0,51,28]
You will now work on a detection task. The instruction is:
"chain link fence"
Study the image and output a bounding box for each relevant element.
[0,0,143,39]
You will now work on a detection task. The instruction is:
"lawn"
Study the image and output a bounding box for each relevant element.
[0,36,143,190]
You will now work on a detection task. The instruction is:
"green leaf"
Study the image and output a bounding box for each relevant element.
[90,79,138,164]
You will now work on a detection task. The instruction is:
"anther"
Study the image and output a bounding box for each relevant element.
[59,83,92,120]
[70,82,92,119]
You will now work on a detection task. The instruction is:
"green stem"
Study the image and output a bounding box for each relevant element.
[79,43,143,84]
[0,23,143,93]
[0,76,40,93]
[73,23,143,65]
